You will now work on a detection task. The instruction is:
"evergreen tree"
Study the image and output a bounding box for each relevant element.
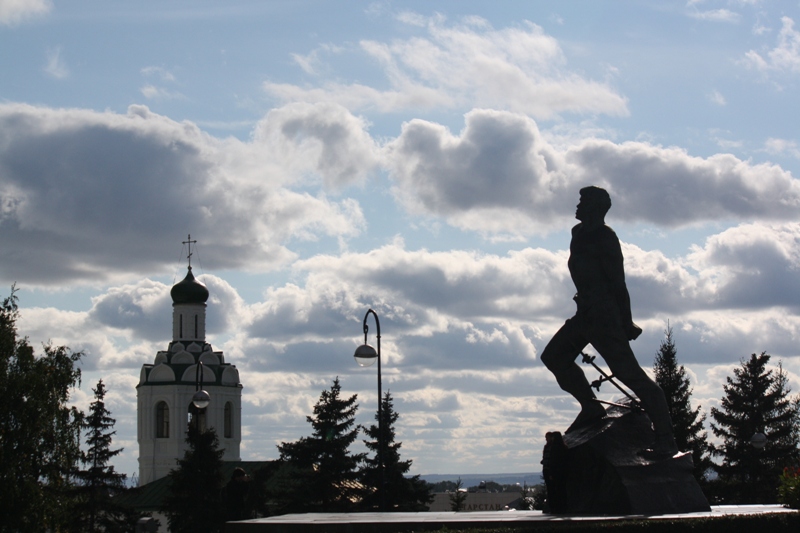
[0,289,84,532]
[360,392,433,511]
[710,352,800,503]
[449,478,468,511]
[162,425,226,533]
[652,325,712,481]
[72,379,136,532]
[277,377,364,512]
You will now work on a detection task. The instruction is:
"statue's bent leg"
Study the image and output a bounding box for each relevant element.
[592,334,678,454]
[542,319,606,431]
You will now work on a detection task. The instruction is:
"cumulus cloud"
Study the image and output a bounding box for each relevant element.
[19,219,800,474]
[0,0,51,25]
[264,14,628,119]
[385,109,800,235]
[686,222,800,310]
[253,102,380,189]
[569,140,800,226]
[0,103,373,286]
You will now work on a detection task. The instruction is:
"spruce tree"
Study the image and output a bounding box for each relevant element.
[72,379,134,532]
[277,377,364,512]
[710,352,800,503]
[162,425,226,533]
[360,392,433,511]
[449,478,468,511]
[0,289,84,532]
[652,325,712,481]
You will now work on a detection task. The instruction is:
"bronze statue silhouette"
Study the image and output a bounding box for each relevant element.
[541,186,678,456]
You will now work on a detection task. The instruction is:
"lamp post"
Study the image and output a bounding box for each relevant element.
[192,361,210,431]
[353,308,384,512]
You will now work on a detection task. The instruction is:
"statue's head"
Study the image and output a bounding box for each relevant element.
[577,186,611,221]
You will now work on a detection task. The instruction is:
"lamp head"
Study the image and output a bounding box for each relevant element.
[749,432,767,449]
[354,344,378,367]
[192,389,211,410]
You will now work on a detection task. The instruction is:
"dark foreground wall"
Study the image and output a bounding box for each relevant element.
[224,509,798,533]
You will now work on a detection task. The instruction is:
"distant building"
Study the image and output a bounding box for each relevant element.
[428,492,523,512]
[136,264,243,485]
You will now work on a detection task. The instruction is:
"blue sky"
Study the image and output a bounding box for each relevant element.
[2,0,800,479]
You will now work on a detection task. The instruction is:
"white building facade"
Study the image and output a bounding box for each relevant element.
[137,266,243,485]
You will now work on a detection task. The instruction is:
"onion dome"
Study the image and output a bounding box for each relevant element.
[170,267,209,304]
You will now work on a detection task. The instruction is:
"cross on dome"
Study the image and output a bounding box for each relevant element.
[182,234,197,268]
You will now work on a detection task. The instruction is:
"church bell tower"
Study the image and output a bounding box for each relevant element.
[137,240,243,485]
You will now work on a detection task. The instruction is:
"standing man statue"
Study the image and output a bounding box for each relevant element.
[541,186,678,457]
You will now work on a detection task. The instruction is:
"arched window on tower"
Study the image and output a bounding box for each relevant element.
[195,314,198,339]
[224,402,233,438]
[156,401,169,438]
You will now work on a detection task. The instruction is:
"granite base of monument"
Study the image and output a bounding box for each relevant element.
[546,401,710,516]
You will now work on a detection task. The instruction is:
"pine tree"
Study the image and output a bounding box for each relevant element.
[710,352,800,503]
[72,379,135,532]
[652,325,712,481]
[277,377,364,512]
[360,392,433,511]
[449,478,468,511]
[162,425,226,533]
[0,289,84,532]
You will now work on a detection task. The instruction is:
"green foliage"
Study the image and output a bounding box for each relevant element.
[276,377,365,513]
[429,480,459,492]
[778,464,800,509]
[360,391,433,511]
[652,325,713,481]
[163,425,226,533]
[0,288,84,532]
[449,478,468,511]
[710,352,800,503]
[72,379,138,532]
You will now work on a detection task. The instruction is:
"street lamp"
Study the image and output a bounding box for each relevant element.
[749,432,767,449]
[354,308,384,512]
[192,361,210,430]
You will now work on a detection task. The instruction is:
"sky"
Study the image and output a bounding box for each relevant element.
[2,0,800,481]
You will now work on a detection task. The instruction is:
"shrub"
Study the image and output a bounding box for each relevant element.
[778,465,800,509]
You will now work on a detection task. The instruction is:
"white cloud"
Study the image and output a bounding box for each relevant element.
[140,84,184,100]
[686,222,800,310]
[0,0,50,25]
[141,66,176,82]
[744,16,800,74]
[43,46,68,79]
[140,67,182,100]
[18,217,800,476]
[264,15,628,119]
[385,109,800,235]
[687,8,740,23]
[709,90,727,106]
[763,138,800,158]
[0,103,371,286]
[253,102,380,189]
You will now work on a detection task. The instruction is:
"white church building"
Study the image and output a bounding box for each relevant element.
[136,265,243,485]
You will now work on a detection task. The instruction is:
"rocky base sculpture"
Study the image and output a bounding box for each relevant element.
[543,401,710,516]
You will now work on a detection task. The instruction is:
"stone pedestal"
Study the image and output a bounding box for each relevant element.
[545,402,710,515]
